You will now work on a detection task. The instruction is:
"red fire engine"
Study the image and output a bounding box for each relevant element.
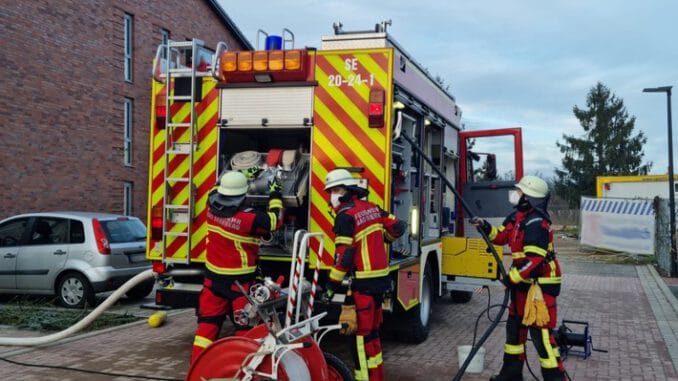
[146,21,523,343]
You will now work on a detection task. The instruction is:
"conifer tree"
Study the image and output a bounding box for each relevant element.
[555,82,651,207]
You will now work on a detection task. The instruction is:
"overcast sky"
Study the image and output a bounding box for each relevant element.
[219,0,677,179]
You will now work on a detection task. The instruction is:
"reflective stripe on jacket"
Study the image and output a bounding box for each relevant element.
[329,195,406,292]
[206,195,283,276]
[489,209,561,296]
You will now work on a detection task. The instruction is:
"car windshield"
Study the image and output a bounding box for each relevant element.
[100,218,147,243]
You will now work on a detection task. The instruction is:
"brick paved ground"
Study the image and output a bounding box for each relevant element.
[1,248,677,380]
[373,259,677,381]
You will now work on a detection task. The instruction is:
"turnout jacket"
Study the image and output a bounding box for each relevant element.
[487,208,561,296]
[205,193,283,279]
[328,195,406,293]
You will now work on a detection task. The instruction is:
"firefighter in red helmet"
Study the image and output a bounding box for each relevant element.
[190,170,284,363]
[473,175,567,381]
[320,168,407,381]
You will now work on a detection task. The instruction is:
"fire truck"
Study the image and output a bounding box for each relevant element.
[145,21,524,343]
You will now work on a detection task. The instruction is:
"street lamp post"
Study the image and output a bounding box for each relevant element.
[644,86,676,277]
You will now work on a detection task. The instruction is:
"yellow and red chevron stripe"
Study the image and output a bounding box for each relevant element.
[146,78,219,262]
[309,48,394,266]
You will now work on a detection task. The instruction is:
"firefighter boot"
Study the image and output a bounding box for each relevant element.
[541,368,566,381]
[489,355,524,381]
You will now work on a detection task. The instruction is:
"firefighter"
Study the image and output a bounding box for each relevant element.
[190,170,283,363]
[320,168,407,381]
[472,175,567,381]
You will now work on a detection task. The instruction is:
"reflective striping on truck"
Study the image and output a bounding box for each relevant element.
[309,49,394,266]
[148,80,219,262]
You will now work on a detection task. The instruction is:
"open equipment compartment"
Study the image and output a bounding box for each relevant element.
[217,127,312,255]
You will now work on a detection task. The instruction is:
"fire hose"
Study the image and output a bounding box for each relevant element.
[0,269,199,347]
[396,125,510,381]
[0,269,155,346]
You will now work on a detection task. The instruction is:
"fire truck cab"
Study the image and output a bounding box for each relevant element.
[146,21,523,343]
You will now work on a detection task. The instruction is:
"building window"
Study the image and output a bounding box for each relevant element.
[161,28,170,59]
[124,182,133,216]
[124,13,133,82]
[124,97,133,166]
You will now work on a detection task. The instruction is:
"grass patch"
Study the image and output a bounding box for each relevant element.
[0,302,140,332]
[587,253,656,265]
[569,248,657,265]
[555,225,579,238]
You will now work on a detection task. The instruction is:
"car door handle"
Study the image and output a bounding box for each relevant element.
[53,250,67,255]
[3,253,16,259]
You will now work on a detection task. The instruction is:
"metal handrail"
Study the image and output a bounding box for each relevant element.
[212,41,228,80]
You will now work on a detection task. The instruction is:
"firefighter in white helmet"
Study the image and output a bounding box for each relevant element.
[473,175,568,381]
[320,168,406,381]
[190,170,284,363]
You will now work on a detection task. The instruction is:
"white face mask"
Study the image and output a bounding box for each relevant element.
[330,193,342,208]
[508,190,521,206]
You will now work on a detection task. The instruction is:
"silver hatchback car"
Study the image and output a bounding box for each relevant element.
[0,212,153,308]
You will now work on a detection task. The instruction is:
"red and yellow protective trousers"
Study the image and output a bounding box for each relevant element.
[328,194,406,381]
[486,208,567,381]
[190,192,283,363]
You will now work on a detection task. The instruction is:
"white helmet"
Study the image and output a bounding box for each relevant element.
[217,171,249,196]
[324,169,358,191]
[516,175,549,198]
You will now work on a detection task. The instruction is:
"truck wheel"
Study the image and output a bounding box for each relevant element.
[395,265,433,343]
[56,272,95,309]
[126,280,154,300]
[450,290,473,303]
[323,351,353,381]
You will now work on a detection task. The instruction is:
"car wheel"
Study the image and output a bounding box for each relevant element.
[57,272,94,309]
[126,280,154,300]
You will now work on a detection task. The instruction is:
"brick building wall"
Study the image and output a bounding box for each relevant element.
[0,0,249,220]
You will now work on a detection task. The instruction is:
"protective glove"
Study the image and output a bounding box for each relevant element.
[523,283,550,326]
[320,287,335,304]
[469,217,491,235]
[242,166,261,179]
[268,177,283,193]
[339,304,358,336]
[339,290,357,335]
[339,305,358,335]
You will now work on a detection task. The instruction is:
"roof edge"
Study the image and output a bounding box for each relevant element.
[203,0,253,50]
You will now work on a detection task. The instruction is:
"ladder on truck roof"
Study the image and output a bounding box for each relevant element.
[155,39,211,264]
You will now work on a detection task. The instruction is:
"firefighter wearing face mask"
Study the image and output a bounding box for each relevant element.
[320,168,407,381]
[472,175,567,381]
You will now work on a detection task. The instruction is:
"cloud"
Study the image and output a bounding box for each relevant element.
[221,0,676,178]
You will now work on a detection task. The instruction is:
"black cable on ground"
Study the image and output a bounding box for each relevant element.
[470,286,505,348]
[523,347,540,381]
[0,356,183,381]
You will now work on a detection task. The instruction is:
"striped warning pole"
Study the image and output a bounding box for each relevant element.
[307,233,324,318]
[285,230,307,328]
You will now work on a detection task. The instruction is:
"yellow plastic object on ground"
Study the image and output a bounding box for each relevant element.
[148,311,168,328]
[441,237,501,279]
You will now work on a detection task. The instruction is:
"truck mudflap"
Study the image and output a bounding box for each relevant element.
[383,259,434,344]
[396,263,420,311]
